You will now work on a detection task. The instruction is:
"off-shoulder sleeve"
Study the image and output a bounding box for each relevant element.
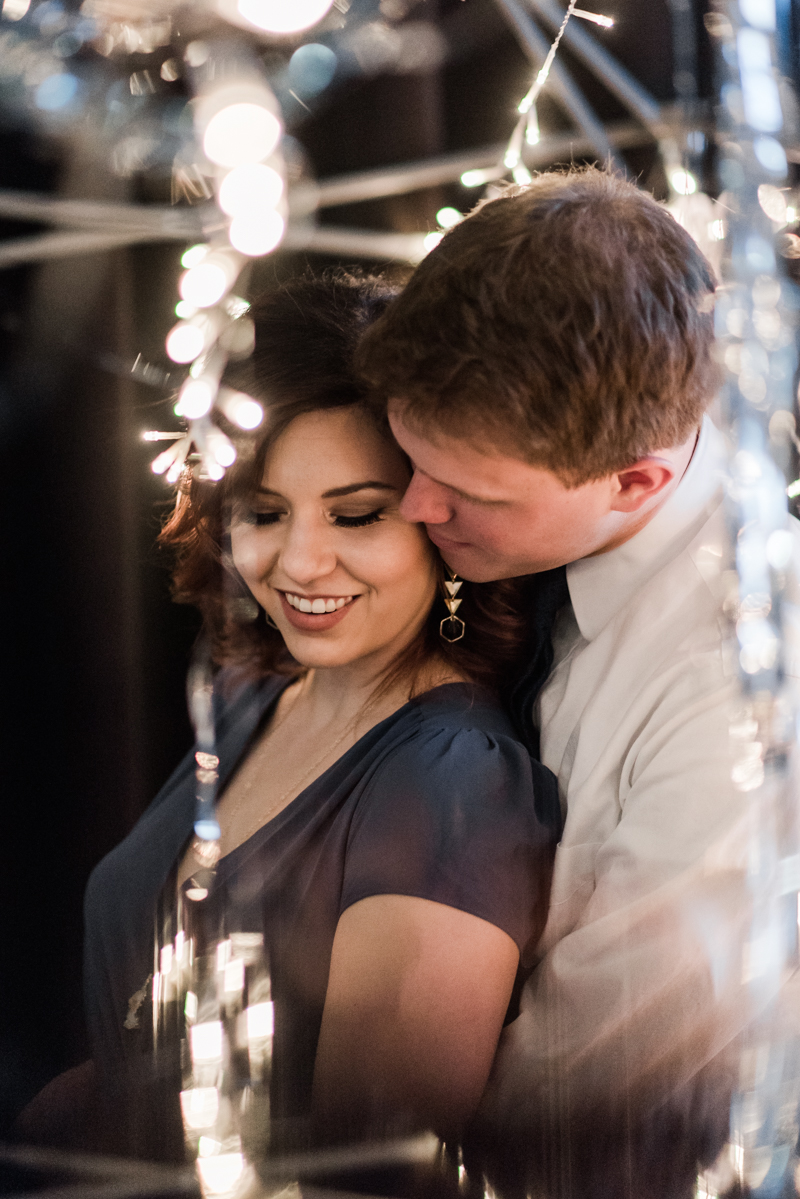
[340,724,559,955]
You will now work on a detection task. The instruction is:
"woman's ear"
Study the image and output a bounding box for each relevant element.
[609,459,676,513]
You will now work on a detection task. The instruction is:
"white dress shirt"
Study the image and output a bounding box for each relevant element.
[482,416,765,1132]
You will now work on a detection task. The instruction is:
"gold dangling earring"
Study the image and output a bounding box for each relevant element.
[439,566,465,642]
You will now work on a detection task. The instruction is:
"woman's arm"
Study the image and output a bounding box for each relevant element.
[311,893,519,1145]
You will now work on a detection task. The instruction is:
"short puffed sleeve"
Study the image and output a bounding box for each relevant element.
[340,721,559,955]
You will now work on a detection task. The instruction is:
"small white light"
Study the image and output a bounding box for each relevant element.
[246,1001,274,1041]
[436,207,462,229]
[196,1153,244,1196]
[203,103,282,169]
[185,991,198,1021]
[204,460,225,481]
[709,219,727,241]
[461,168,491,188]
[166,321,206,364]
[180,1087,219,1131]
[228,210,285,257]
[175,300,198,319]
[513,165,533,185]
[218,390,264,430]
[198,1137,221,1159]
[218,163,284,217]
[2,0,31,19]
[572,8,614,27]
[236,0,335,35]
[180,261,232,309]
[182,244,209,269]
[208,428,237,469]
[190,1021,224,1064]
[160,944,173,975]
[670,169,697,196]
[423,231,443,252]
[152,445,180,475]
[176,379,215,420]
[787,479,800,499]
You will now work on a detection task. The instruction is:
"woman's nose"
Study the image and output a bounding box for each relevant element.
[278,517,338,585]
[399,470,453,526]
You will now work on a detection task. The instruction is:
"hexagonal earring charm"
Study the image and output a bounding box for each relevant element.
[439,567,466,642]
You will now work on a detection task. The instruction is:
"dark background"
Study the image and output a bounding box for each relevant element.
[0,0,788,1134]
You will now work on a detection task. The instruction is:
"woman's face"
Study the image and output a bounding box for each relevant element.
[230,407,439,674]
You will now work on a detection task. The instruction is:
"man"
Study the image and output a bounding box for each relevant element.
[358,168,758,1193]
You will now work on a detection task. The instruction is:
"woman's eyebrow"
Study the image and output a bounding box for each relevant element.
[321,482,398,498]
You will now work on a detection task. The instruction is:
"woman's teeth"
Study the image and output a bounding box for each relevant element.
[284,593,353,614]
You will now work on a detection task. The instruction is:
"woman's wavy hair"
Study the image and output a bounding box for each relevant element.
[160,271,534,698]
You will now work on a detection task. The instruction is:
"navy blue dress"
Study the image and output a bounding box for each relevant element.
[83,676,560,1159]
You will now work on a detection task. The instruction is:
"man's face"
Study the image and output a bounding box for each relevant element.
[388,407,626,581]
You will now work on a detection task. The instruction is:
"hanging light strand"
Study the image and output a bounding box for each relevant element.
[500,0,614,174]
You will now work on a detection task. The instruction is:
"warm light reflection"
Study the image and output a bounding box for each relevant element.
[196,1153,245,1197]
[182,244,210,269]
[191,1021,224,1064]
[207,428,237,469]
[436,207,462,229]
[181,1086,220,1130]
[236,0,335,35]
[219,163,284,217]
[203,103,282,169]
[423,231,443,253]
[246,1001,274,1041]
[670,169,698,196]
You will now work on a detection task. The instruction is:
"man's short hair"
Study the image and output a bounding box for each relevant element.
[357,167,718,485]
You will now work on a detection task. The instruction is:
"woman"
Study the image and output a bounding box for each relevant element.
[82,273,560,1162]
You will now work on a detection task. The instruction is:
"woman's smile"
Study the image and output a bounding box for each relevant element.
[279,590,360,631]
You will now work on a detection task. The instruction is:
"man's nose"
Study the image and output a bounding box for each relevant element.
[279,518,338,584]
[399,471,453,526]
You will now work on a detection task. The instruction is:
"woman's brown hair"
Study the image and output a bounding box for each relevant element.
[160,271,533,699]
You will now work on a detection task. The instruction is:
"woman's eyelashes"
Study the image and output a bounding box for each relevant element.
[243,508,385,528]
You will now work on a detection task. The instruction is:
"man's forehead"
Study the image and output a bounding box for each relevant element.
[387,402,559,499]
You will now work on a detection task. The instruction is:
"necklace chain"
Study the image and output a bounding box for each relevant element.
[196,675,381,860]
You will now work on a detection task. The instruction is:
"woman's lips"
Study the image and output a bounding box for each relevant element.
[277,591,359,632]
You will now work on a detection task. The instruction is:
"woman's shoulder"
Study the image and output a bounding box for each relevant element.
[406,680,521,743]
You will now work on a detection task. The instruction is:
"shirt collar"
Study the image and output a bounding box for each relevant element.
[566,415,728,642]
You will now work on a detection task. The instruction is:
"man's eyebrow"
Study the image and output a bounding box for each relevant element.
[254,482,397,498]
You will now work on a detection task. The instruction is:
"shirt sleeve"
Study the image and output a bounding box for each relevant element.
[340,723,559,955]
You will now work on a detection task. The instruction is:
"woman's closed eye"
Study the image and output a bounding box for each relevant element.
[242,508,385,528]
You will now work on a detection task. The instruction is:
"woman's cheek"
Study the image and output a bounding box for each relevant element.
[230,529,270,587]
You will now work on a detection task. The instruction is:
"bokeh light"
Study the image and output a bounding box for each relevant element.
[166,321,206,364]
[179,258,236,308]
[288,43,337,97]
[236,0,335,35]
[436,207,462,229]
[218,390,264,430]
[175,379,215,420]
[228,210,285,257]
[203,103,281,169]
[181,244,209,269]
[218,163,284,217]
[670,169,697,196]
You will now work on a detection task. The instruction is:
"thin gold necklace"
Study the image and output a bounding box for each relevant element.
[220,678,382,851]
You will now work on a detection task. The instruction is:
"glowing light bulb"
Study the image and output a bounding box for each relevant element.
[709,219,727,241]
[513,165,533,185]
[236,0,335,34]
[152,446,179,475]
[423,231,444,252]
[179,261,232,309]
[203,103,281,169]
[572,8,614,27]
[670,169,697,196]
[175,379,215,420]
[436,207,462,229]
[182,244,209,269]
[166,321,206,364]
[218,163,284,217]
[175,300,197,319]
[218,390,264,429]
[228,210,285,257]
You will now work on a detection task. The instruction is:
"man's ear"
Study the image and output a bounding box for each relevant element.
[609,459,676,513]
